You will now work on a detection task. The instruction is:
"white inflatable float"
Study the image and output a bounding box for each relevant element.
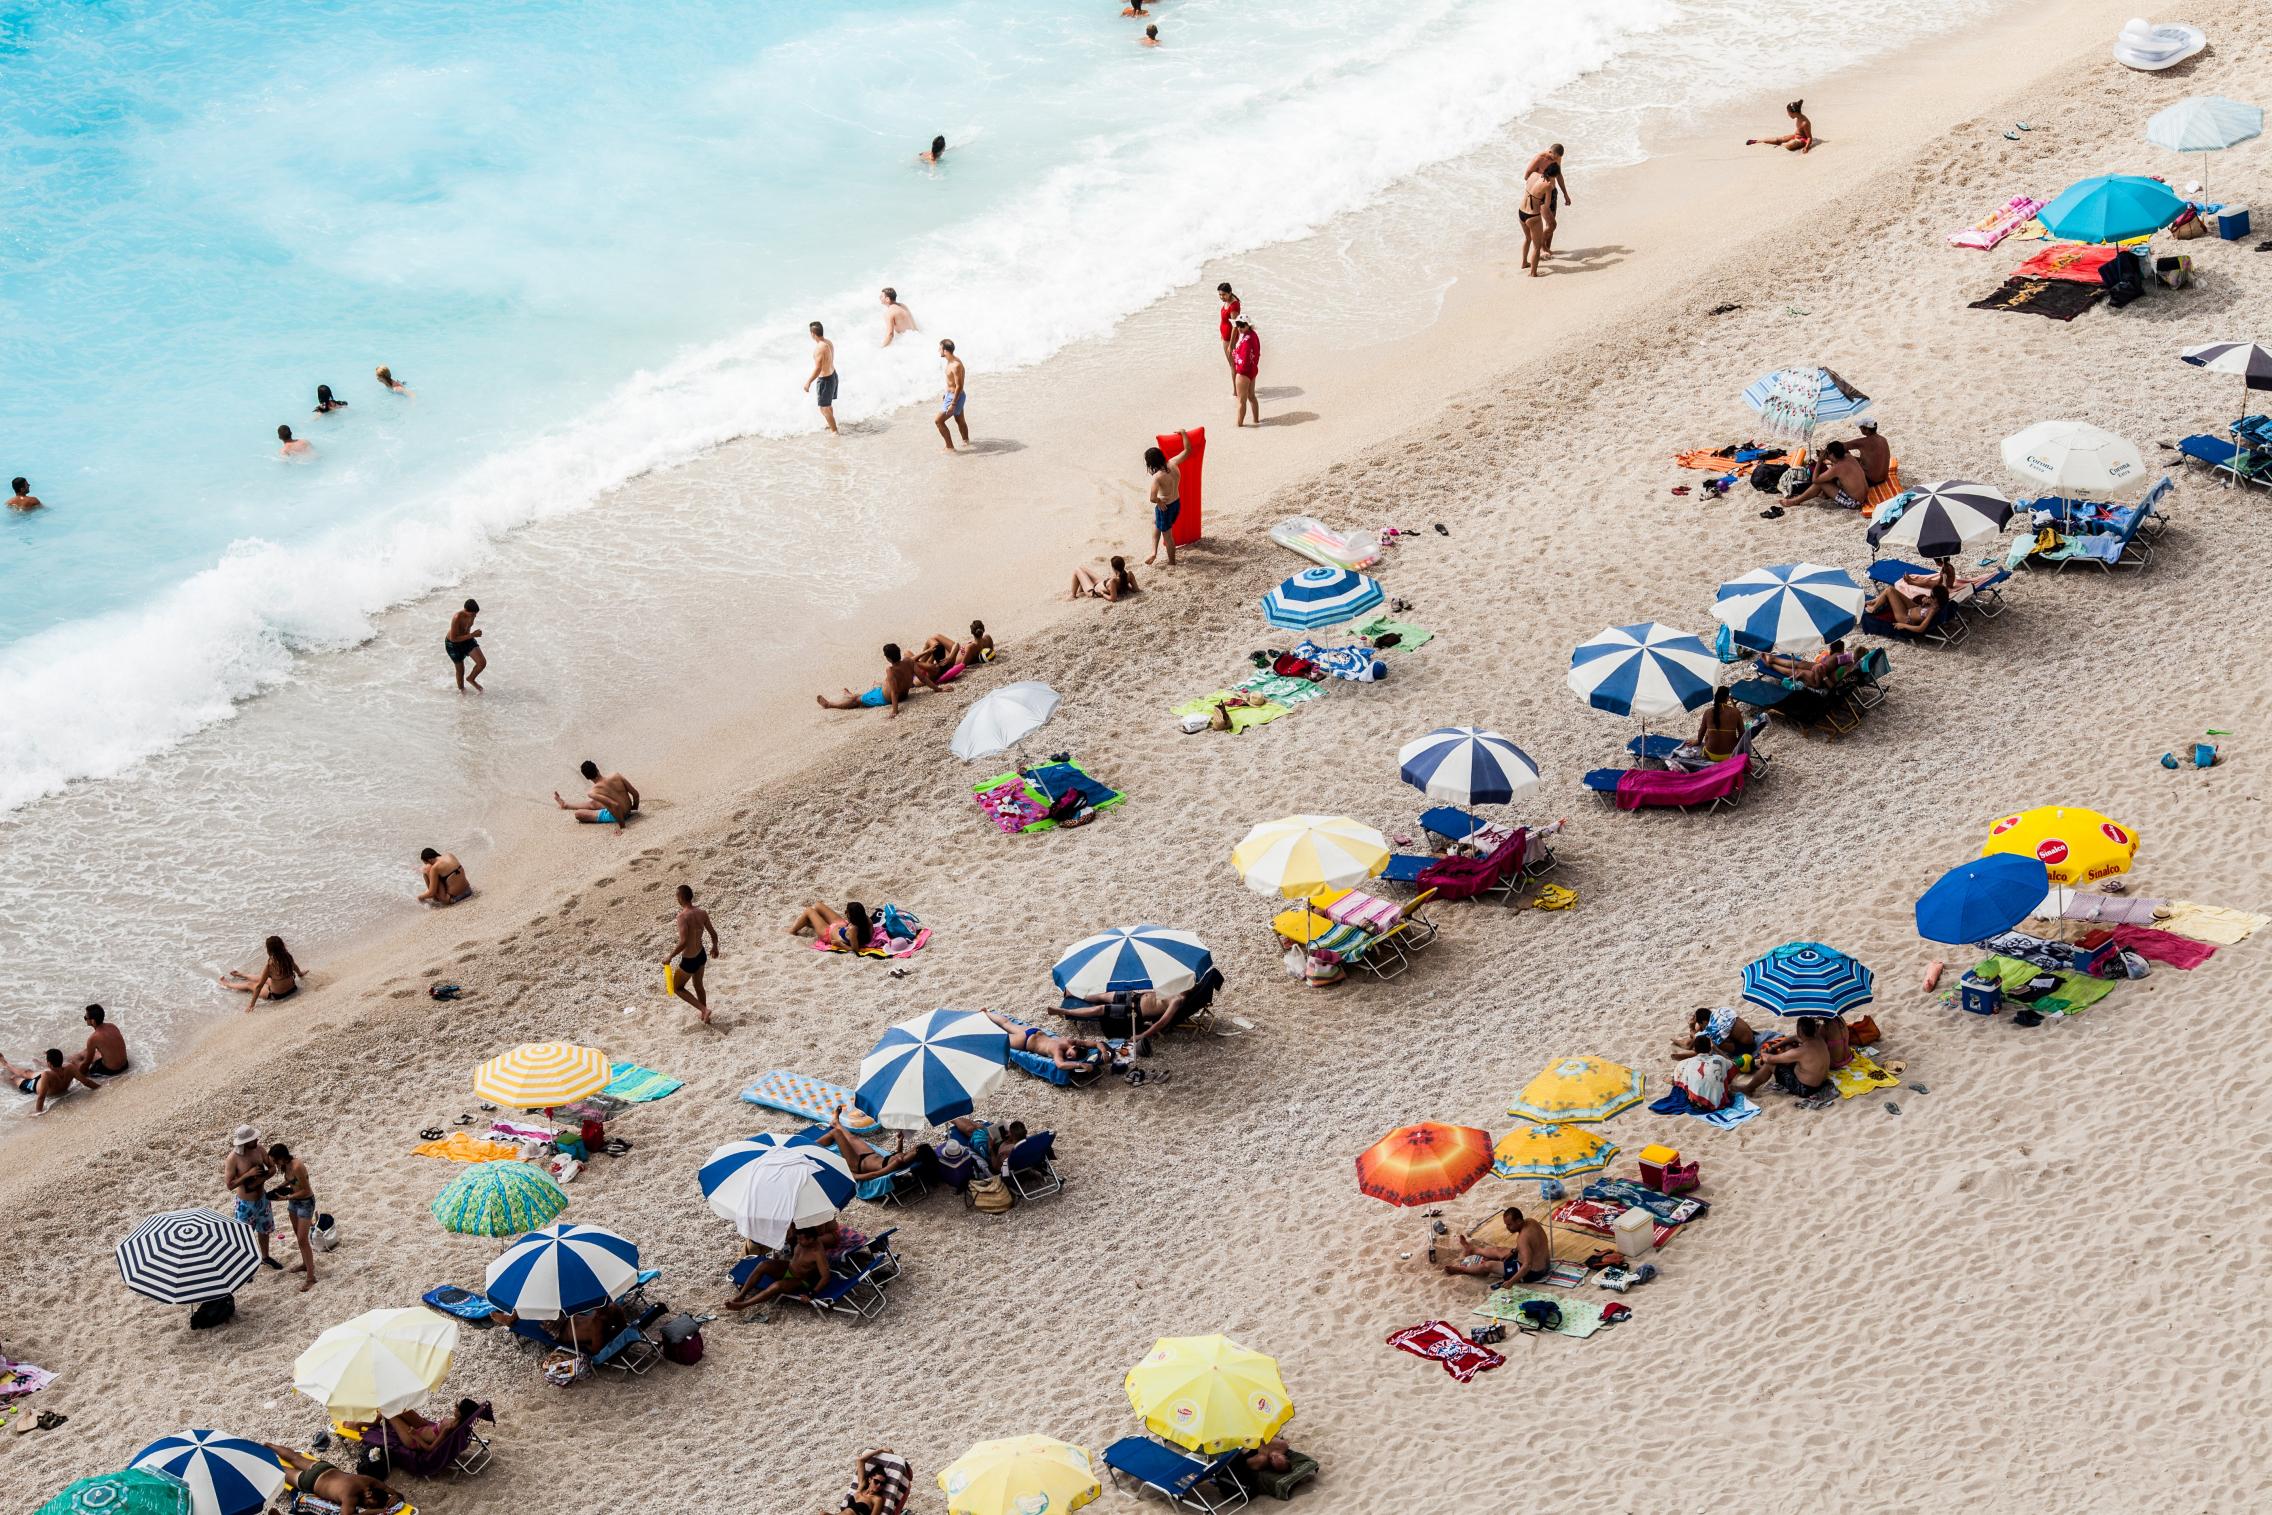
[2115,17,2206,71]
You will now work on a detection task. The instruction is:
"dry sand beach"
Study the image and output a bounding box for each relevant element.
[7,0,2272,1510]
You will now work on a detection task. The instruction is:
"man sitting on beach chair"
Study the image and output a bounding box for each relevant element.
[267,1445,406,1515]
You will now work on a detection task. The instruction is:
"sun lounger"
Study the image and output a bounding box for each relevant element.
[288,1496,413,1515]
[1225,1450,1319,1502]
[1417,830,1530,904]
[1861,563,1970,647]
[2177,432,2272,488]
[1582,753,1754,812]
[1629,713,1769,771]
[1378,853,1434,884]
[727,1251,892,1322]
[1733,662,1864,736]
[1946,193,2049,250]
[996,1132,1064,1202]
[342,1404,496,1480]
[1103,1436,1251,1513]
[739,1071,883,1135]
[1268,515,1380,570]
[2024,507,2154,572]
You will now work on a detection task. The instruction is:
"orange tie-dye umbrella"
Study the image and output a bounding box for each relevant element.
[1355,1123,1493,1207]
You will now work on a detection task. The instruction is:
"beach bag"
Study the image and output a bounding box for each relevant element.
[188,1295,236,1331]
[967,1175,1014,1214]
[313,1213,340,1253]
[1846,1015,1881,1047]
[877,904,920,940]
[1749,462,1788,492]
[1271,653,1319,679]
[658,1315,705,1365]
[1515,1299,1563,1334]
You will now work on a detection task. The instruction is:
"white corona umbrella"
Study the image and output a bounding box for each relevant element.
[2001,421,2145,500]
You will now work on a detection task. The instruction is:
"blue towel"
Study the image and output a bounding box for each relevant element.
[1648,1087,1762,1129]
[1028,763,1120,808]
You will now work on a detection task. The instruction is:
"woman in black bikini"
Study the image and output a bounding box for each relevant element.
[219,935,303,1011]
[814,1109,932,1180]
[418,848,471,906]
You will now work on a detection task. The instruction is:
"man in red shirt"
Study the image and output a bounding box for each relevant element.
[1231,316,1262,427]
[1216,282,1240,395]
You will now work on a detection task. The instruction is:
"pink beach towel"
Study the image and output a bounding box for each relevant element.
[2076,925,2218,970]
[1947,194,2049,250]
[1614,755,1748,811]
[1325,889,1402,933]
[1386,1320,1504,1382]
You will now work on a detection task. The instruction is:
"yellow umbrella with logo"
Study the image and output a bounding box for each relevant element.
[1981,806,2138,886]
[937,1435,1099,1515]
[471,1042,610,1110]
[1507,1056,1644,1124]
[1124,1335,1294,1455]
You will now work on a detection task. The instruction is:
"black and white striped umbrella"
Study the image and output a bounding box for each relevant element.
[117,1208,261,1305]
[2180,341,2272,421]
[1870,479,2013,558]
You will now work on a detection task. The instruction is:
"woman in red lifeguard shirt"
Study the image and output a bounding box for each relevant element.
[1231,315,1262,427]
[1216,282,1240,394]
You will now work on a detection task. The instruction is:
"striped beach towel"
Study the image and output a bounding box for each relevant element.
[1324,889,1401,933]
[603,1062,684,1103]
[739,1071,883,1134]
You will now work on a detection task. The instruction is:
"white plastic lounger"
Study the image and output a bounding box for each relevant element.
[1268,515,1380,570]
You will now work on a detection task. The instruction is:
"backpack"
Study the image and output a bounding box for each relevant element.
[661,1324,705,1366]
[967,1175,1014,1214]
[1516,1299,1563,1334]
[189,1295,236,1330]
[1750,462,1788,492]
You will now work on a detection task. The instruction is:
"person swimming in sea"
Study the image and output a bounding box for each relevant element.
[375,364,414,396]
[1749,100,1814,154]
[1142,23,1159,45]
[277,424,313,458]
[918,134,947,166]
[313,384,348,415]
[9,476,45,512]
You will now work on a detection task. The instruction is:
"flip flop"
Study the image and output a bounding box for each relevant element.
[453,1113,475,1126]
[2002,131,2019,141]
[418,1127,444,1142]
[1908,1082,1929,1095]
[1883,1101,1902,1116]
[1432,523,1449,536]
[1759,505,1785,519]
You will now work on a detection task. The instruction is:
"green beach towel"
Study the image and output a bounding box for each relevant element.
[1972,956,2118,1015]
[603,1062,684,1103]
[1173,692,1290,734]
[1233,671,1329,705]
[1474,1286,1606,1338]
[1354,615,1435,652]
[972,760,1126,833]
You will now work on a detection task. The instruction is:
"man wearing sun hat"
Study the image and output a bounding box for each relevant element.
[221,1124,281,1270]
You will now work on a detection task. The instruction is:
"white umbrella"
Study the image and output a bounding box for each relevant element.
[293,1308,459,1421]
[698,1139,857,1247]
[2000,421,2145,500]
[951,681,1060,761]
[2144,96,2262,192]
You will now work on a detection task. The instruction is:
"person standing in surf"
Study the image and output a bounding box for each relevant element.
[444,598,485,691]
[1216,283,1241,394]
[805,321,839,435]
[935,339,969,453]
[1146,430,1187,567]
[880,287,918,346]
[1518,161,1560,276]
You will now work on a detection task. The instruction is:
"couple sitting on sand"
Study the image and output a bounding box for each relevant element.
[4,1004,130,1114]
[815,622,994,718]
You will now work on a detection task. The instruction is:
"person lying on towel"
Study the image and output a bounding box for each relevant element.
[983,1011,1120,1073]
[266,1445,406,1515]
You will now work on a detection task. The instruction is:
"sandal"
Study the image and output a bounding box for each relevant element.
[453,1113,474,1126]
[419,1127,444,1142]
[1759,505,1785,519]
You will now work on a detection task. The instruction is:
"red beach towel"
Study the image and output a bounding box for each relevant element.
[1386,1320,1505,1382]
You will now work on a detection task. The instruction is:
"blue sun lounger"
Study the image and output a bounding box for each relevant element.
[1103,1436,1250,1513]
[728,1247,894,1321]
[1862,562,1970,646]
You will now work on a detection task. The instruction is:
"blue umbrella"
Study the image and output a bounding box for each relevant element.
[129,1431,285,1515]
[1740,366,1872,444]
[484,1221,640,1319]
[1260,566,1384,630]
[1915,854,2049,945]
[1396,726,1540,805]
[2039,174,2184,244]
[1740,941,1875,1017]
[1053,926,1214,999]
[1566,622,1717,720]
[698,1137,855,1246]
[1712,563,1864,655]
[855,1009,1009,1128]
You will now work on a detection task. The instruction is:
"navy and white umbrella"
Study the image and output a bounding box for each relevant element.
[1053,925,1215,999]
[1712,563,1864,654]
[855,1008,1009,1129]
[483,1221,641,1320]
[1260,566,1384,630]
[1869,479,2013,559]
[1740,941,1875,1017]
[699,1137,856,1246]
[130,1431,287,1515]
[1396,727,1540,806]
[117,1209,261,1306]
[1567,623,1718,720]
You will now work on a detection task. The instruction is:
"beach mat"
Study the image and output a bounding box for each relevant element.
[1233,670,1330,704]
[2157,901,2268,946]
[602,1062,683,1103]
[2076,925,2217,969]
[412,1132,520,1163]
[2013,243,2119,284]
[1173,692,1290,734]
[1352,616,1436,652]
[740,1070,883,1134]
[1831,1052,1899,1100]
[1385,1320,1503,1381]
[1970,277,2101,321]
[1474,1287,1607,1338]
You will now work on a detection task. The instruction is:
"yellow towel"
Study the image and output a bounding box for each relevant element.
[2157,902,2268,946]
[412,1132,521,1163]
[1831,1052,1899,1100]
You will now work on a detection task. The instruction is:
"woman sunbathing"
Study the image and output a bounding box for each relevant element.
[218,935,304,1009]
[787,901,874,951]
[724,1231,831,1312]
[982,1010,1117,1071]
[1069,556,1138,602]
[1865,581,1945,632]
[815,1109,932,1179]
[383,1399,487,1452]
[1758,639,1850,690]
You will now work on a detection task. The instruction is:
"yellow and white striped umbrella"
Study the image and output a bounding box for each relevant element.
[292,1308,457,1420]
[1230,815,1389,900]
[471,1042,610,1110]
[938,1435,1099,1515]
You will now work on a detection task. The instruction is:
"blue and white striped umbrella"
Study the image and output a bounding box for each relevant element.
[130,1431,285,1515]
[1566,623,1718,720]
[1053,926,1215,999]
[1740,366,1873,443]
[855,1009,1009,1129]
[484,1221,640,1320]
[699,1138,855,1246]
[1260,566,1384,630]
[1712,563,1864,654]
[1396,727,1540,805]
[1739,941,1875,1018]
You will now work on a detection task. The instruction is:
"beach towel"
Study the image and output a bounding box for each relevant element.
[1947,194,2050,250]
[602,1062,683,1103]
[1648,1086,1762,1129]
[1028,761,1125,816]
[845,1452,914,1515]
[974,775,1050,832]
[1269,515,1381,569]
[1861,462,1904,516]
[1581,1179,1708,1226]
[289,1499,412,1515]
[1674,447,1793,477]
[1830,1052,1900,1099]
[2013,243,2121,284]
[1385,1320,1504,1382]
[1174,691,1292,734]
[1970,278,2102,321]
[412,1132,521,1163]
[740,1071,883,1134]
[1353,615,1436,652]
[1232,670,1330,704]
[1552,1199,1676,1249]
[2157,901,2269,946]
[2075,925,2218,969]
[1973,957,2117,1015]
[0,1359,57,1400]
[1323,888,1402,933]
[2035,890,2168,927]
[1291,638,1383,682]
[973,763,1125,831]
[1473,1288,1607,1339]
[999,1017,1123,1085]
[488,1119,556,1144]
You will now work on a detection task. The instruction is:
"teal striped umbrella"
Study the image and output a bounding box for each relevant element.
[430,1162,568,1236]
[39,1469,193,1515]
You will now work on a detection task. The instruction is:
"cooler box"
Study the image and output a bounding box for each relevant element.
[1638,1145,1680,1188]
[1958,974,2003,1016]
[1610,1206,1657,1256]
[2217,206,2251,240]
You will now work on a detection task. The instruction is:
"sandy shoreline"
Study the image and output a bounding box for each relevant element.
[9,0,2272,1509]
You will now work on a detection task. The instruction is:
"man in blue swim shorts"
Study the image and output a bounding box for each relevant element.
[555,759,640,830]
[934,338,969,453]
[223,1124,283,1269]
[1145,428,1187,567]
[815,642,946,719]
